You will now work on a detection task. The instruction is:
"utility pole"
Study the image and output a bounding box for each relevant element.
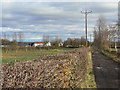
[81,10,92,47]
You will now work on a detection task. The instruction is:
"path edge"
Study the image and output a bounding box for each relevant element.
[81,51,97,88]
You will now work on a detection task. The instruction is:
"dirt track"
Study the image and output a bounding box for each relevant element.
[92,51,120,89]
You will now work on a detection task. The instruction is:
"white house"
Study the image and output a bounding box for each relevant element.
[44,42,51,47]
[1,45,10,47]
[33,42,44,47]
[33,42,51,47]
[58,42,63,47]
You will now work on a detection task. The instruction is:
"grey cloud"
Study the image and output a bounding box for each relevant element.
[1,2,118,41]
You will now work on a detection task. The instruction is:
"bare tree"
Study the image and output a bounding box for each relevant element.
[80,36,86,46]
[93,27,99,47]
[3,32,7,40]
[42,35,50,47]
[18,32,24,43]
[63,38,73,47]
[51,36,62,48]
[17,32,24,51]
[3,32,10,52]
[43,35,50,43]
[10,32,18,52]
[108,24,118,51]
[13,32,17,41]
[94,15,109,50]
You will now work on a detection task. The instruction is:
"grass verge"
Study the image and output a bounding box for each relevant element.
[81,51,96,88]
[101,50,120,64]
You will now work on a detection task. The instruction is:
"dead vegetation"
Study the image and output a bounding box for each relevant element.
[1,48,88,88]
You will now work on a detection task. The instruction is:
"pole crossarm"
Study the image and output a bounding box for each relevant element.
[81,11,92,14]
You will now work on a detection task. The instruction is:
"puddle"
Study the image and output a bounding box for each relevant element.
[115,67,119,70]
[96,66,103,69]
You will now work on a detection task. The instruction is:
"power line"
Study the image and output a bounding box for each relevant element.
[81,10,92,47]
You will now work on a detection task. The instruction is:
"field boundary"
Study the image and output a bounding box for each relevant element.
[2,48,76,64]
[81,51,96,88]
[101,50,120,64]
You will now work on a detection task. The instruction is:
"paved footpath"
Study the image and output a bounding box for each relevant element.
[92,51,120,89]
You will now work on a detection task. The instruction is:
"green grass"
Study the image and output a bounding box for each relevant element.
[109,48,120,52]
[57,47,78,50]
[2,47,77,64]
[81,51,96,88]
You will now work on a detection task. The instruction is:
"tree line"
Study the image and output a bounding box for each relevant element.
[1,32,24,52]
[93,15,119,51]
[1,33,89,53]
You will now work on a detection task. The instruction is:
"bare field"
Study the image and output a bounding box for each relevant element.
[1,48,89,88]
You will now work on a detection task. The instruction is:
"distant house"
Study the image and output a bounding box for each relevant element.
[59,42,63,47]
[33,42,51,47]
[44,42,51,47]
[1,44,10,48]
[33,42,44,47]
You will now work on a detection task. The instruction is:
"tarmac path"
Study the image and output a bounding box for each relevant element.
[92,51,120,89]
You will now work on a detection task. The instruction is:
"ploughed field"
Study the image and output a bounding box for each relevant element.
[1,48,88,88]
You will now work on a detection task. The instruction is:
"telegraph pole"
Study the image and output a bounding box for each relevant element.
[81,10,92,47]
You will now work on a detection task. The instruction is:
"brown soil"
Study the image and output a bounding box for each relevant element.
[1,48,88,88]
[92,51,120,89]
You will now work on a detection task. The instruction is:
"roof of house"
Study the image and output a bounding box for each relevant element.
[34,42,44,44]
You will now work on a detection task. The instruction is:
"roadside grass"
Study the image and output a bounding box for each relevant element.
[57,47,78,50]
[101,50,120,64]
[109,48,120,52]
[2,47,76,64]
[81,51,96,88]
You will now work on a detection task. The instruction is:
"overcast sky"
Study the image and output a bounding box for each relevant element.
[1,2,118,42]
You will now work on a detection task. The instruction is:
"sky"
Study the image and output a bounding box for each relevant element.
[1,1,118,42]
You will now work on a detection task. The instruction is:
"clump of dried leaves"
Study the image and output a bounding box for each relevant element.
[1,48,88,88]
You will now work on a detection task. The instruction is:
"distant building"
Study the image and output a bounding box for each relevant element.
[1,45,10,47]
[33,42,44,47]
[59,42,63,47]
[44,42,51,47]
[33,42,51,47]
